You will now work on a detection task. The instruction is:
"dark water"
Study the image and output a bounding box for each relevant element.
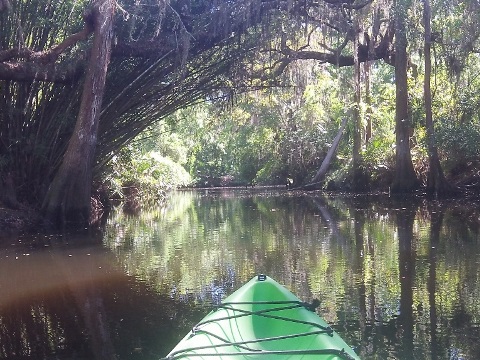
[1,189,479,359]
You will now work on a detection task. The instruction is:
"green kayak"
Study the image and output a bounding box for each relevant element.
[162,274,360,359]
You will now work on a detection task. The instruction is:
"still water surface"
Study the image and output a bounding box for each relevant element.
[1,189,479,359]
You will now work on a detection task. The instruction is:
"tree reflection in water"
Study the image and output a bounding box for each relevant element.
[1,189,479,359]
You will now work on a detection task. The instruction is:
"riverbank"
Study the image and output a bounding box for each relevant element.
[0,206,42,235]
[2,176,479,234]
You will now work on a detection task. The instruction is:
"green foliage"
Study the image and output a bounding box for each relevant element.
[435,119,480,169]
[104,129,192,203]
[363,136,395,169]
[148,153,192,187]
[177,64,365,186]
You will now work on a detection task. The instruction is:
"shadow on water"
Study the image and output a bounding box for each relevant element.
[0,232,205,360]
[1,190,480,359]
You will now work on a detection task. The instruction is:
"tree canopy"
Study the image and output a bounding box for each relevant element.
[1,0,480,228]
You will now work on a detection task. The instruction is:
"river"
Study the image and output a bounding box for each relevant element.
[0,188,479,359]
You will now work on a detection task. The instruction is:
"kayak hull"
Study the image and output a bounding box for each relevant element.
[163,275,360,359]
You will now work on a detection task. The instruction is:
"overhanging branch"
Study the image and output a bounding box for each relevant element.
[0,60,86,82]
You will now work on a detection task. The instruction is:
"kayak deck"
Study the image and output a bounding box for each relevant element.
[162,275,360,359]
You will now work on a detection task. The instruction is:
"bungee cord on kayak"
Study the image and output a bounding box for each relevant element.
[162,328,358,359]
[163,348,357,359]
[194,301,334,335]
[220,299,321,312]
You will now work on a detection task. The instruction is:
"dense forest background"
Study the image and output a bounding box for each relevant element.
[0,0,479,228]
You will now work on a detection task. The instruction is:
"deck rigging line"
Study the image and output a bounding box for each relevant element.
[194,300,333,335]
[171,329,338,354]
[163,348,356,359]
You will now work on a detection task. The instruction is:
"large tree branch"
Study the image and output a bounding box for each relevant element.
[0,13,93,82]
[263,22,394,78]
[0,60,86,82]
[0,0,378,83]
[0,26,92,63]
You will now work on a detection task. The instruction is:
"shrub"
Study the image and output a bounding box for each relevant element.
[435,120,480,171]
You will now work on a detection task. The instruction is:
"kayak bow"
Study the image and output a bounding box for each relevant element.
[163,274,360,359]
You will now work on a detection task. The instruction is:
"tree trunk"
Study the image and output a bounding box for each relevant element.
[391,0,420,193]
[309,117,348,185]
[352,22,368,191]
[353,23,362,172]
[42,0,115,228]
[423,0,453,196]
[364,16,375,144]
[364,61,372,143]
[0,173,20,209]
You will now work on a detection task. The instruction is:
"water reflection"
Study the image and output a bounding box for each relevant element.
[1,190,479,359]
[0,233,204,359]
[104,190,480,359]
